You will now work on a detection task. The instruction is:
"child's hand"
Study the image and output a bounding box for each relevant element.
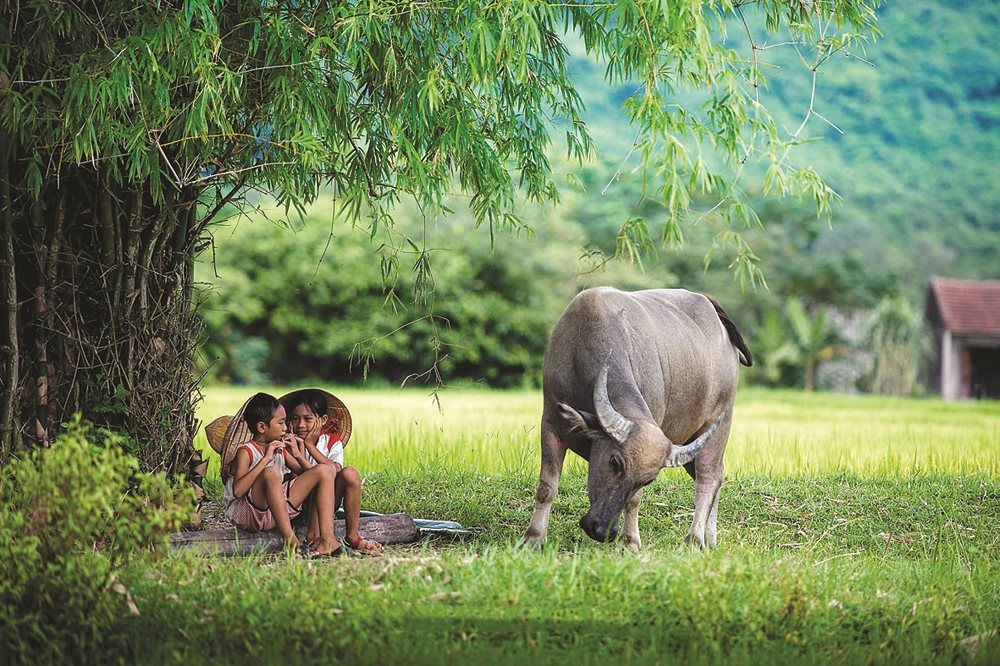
[265,440,284,460]
[283,434,305,458]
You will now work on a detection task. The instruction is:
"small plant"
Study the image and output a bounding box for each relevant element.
[0,416,194,662]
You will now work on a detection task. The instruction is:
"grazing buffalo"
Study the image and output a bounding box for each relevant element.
[522,287,752,550]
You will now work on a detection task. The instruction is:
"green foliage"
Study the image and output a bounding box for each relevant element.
[0,417,195,661]
[860,296,931,396]
[2,0,881,269]
[729,1,1000,287]
[191,192,933,390]
[782,297,842,391]
[198,203,585,387]
[571,0,999,296]
[2,1,874,234]
[0,1,886,461]
[746,309,801,387]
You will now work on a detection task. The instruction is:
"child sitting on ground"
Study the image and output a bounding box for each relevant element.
[222,392,344,557]
[281,388,383,556]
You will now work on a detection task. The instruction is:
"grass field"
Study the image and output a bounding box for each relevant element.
[116,386,999,664]
[195,385,1000,478]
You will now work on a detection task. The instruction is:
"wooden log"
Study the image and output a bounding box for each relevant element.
[169,513,420,555]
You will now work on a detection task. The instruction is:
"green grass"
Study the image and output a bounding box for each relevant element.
[196,385,1000,478]
[122,386,999,664]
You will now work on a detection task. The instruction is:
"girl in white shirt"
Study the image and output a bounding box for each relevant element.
[282,389,383,556]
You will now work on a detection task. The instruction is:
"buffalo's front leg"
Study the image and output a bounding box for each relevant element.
[685,474,722,549]
[521,426,568,547]
[620,487,644,552]
[683,413,732,549]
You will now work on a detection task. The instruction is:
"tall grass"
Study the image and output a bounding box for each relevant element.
[197,385,999,479]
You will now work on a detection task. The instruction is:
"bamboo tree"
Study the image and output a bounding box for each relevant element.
[0,139,16,459]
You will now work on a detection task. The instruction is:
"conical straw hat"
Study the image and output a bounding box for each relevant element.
[278,387,353,447]
[218,396,255,482]
[204,415,233,454]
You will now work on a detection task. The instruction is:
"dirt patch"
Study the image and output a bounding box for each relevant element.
[194,497,231,532]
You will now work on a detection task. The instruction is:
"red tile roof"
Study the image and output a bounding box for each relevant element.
[929,277,1000,335]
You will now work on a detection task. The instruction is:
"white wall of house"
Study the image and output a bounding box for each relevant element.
[940,333,1000,400]
[940,330,961,400]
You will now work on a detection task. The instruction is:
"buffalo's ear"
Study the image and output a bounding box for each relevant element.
[557,403,606,440]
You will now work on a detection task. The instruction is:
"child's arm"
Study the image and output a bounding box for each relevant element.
[307,437,343,472]
[231,441,283,499]
[281,434,312,474]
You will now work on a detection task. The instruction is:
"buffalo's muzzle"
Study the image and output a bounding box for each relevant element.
[580,514,619,543]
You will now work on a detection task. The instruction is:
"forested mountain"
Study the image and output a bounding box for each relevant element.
[572,0,999,292]
[199,1,997,392]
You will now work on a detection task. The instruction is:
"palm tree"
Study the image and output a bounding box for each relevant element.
[751,309,800,387]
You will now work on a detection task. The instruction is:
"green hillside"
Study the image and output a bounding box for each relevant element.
[570,0,1000,293]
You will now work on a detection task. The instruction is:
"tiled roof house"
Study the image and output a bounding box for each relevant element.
[925,277,1000,399]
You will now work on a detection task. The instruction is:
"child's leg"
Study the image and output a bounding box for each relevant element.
[306,502,321,544]
[335,467,381,554]
[334,466,363,543]
[250,467,299,548]
[305,466,336,543]
[288,464,340,554]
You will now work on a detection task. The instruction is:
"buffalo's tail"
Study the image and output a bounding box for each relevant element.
[705,294,753,367]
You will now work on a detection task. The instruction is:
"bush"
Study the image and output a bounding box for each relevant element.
[0,417,194,663]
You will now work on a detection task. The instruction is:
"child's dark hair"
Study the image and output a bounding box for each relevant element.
[243,392,281,433]
[282,389,326,419]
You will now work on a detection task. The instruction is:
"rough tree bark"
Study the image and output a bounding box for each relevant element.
[2,142,205,477]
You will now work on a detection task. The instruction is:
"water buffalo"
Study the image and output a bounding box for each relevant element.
[522,287,752,550]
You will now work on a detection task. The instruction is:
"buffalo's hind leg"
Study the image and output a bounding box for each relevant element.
[521,425,568,547]
[705,488,721,548]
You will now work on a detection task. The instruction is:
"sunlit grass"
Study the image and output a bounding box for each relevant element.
[139,385,1000,665]
[196,385,561,480]
[197,385,999,480]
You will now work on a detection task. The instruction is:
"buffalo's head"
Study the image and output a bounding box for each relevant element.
[558,362,722,543]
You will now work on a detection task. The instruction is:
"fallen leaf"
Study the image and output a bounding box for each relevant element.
[113,583,140,616]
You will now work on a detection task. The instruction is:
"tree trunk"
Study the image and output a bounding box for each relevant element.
[1,143,203,476]
[804,358,816,392]
[169,513,422,555]
[0,140,18,460]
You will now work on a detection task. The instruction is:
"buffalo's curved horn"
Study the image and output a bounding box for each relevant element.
[593,361,635,443]
[662,412,725,468]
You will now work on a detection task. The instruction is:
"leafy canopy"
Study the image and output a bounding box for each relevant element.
[3,0,879,284]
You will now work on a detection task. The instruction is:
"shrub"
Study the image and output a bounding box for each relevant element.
[0,417,194,662]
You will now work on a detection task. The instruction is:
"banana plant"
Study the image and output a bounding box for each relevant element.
[783,297,844,391]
